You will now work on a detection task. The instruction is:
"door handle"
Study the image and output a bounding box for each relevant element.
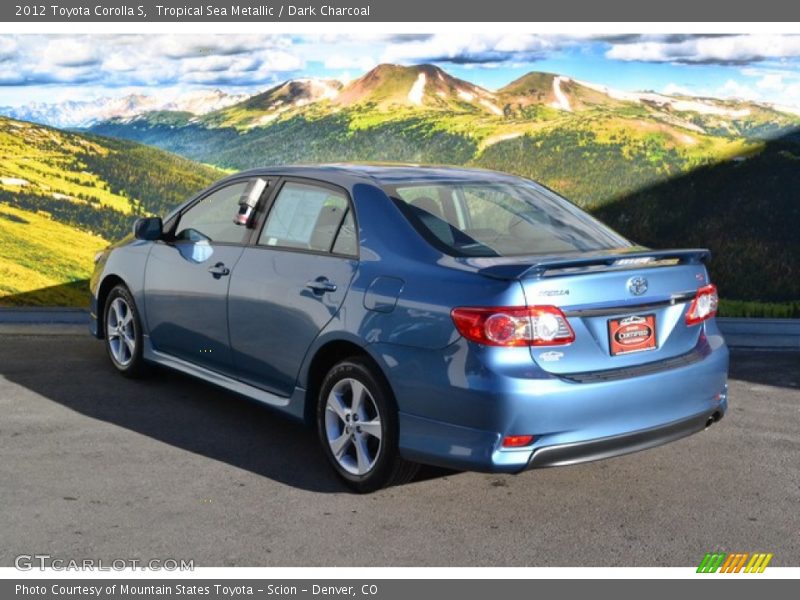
[208,262,230,278]
[305,278,337,294]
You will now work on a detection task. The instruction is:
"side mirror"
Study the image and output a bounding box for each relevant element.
[133,217,163,241]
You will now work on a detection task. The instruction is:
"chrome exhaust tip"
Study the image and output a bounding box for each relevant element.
[705,411,723,429]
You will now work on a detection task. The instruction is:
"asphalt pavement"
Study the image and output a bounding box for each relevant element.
[1,332,798,567]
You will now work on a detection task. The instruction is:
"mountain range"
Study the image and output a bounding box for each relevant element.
[92,64,800,135]
[0,89,249,128]
[0,63,798,312]
[88,64,800,185]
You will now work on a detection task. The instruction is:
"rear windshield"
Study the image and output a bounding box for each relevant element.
[385,179,630,257]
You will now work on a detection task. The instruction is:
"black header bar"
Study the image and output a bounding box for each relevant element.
[3,0,800,22]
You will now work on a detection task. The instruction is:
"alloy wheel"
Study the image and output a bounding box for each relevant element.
[106,297,136,367]
[324,377,383,476]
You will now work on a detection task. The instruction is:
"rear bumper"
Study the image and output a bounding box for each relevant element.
[526,409,720,469]
[398,392,727,474]
[379,323,729,473]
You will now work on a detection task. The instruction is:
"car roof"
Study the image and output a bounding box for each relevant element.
[232,164,524,188]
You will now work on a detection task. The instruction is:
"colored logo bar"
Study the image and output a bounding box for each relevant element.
[697,552,773,573]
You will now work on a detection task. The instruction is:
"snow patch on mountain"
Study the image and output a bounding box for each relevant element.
[483,131,523,148]
[576,80,752,117]
[480,99,503,116]
[771,104,800,117]
[408,73,426,106]
[550,76,573,112]
[457,89,475,102]
[290,79,341,103]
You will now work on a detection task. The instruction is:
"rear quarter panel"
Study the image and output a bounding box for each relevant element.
[340,182,526,350]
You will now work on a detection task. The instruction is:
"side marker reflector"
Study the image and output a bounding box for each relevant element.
[502,435,535,448]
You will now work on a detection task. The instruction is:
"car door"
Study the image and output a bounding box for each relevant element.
[144,179,264,376]
[228,179,359,396]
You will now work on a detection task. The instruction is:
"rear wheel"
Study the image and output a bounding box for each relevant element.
[317,358,419,493]
[103,284,148,378]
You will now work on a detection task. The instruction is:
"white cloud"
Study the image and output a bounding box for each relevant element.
[41,38,101,68]
[662,83,694,96]
[756,73,785,91]
[718,68,800,109]
[494,34,552,54]
[323,55,377,72]
[0,37,18,58]
[380,33,552,65]
[152,35,291,59]
[0,35,305,89]
[606,34,800,64]
[718,79,761,101]
[662,71,800,111]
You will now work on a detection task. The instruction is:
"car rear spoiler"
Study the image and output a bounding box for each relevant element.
[478,249,711,280]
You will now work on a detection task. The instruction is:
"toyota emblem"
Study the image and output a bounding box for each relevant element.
[627,276,648,296]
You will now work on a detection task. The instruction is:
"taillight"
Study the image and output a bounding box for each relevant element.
[451,306,575,346]
[686,284,719,326]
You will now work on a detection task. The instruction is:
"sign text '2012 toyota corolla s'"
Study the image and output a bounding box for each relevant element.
[90,165,729,492]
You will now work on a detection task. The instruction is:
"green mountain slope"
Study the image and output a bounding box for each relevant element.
[594,134,800,305]
[204,79,343,129]
[0,116,222,305]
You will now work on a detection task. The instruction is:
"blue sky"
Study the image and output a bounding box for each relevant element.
[1,34,799,108]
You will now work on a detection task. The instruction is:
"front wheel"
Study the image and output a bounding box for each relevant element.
[103,284,148,378]
[317,358,419,493]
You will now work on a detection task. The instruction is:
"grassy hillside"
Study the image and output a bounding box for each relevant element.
[0,116,222,306]
[0,203,104,305]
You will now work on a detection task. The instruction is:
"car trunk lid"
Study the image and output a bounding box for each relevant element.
[475,248,712,375]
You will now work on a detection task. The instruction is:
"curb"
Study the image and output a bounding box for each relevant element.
[717,318,800,350]
[1,309,798,349]
[0,323,88,336]
[0,307,89,324]
[0,308,89,336]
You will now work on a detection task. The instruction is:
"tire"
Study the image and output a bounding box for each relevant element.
[103,284,148,378]
[317,357,419,493]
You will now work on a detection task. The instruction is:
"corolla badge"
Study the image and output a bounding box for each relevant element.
[539,351,564,362]
[627,276,648,296]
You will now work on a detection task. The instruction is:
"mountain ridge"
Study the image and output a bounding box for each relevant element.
[90,64,800,145]
[4,63,800,131]
[1,89,250,128]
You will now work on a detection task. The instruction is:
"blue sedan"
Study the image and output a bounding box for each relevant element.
[90,165,729,492]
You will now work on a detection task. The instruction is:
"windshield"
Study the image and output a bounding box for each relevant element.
[385,179,631,257]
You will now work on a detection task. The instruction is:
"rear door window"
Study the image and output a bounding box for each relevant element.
[259,181,355,255]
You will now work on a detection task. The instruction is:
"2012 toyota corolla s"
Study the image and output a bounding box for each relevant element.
[90,165,729,492]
